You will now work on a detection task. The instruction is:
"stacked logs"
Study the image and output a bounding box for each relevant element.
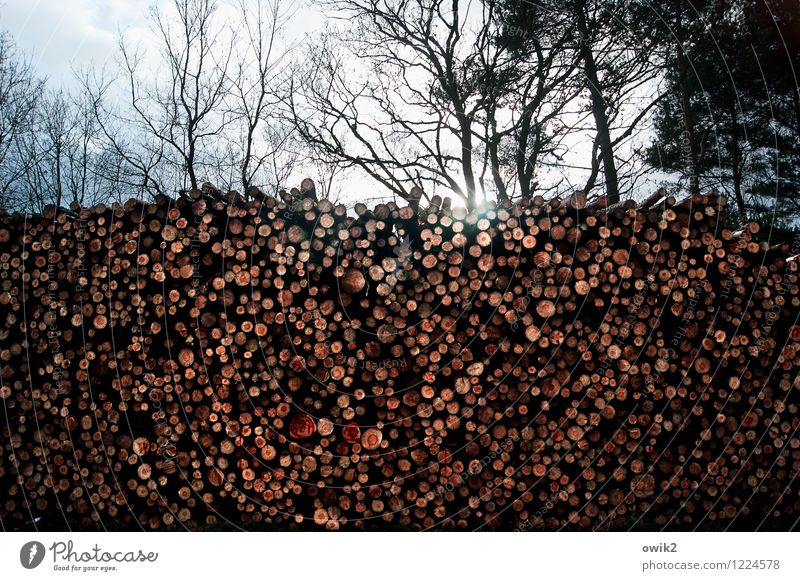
[0,184,798,531]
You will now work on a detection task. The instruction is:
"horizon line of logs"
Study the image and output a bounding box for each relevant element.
[0,181,798,531]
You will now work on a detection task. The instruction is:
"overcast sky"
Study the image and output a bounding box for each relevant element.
[1,0,151,84]
[0,0,328,84]
[0,0,380,201]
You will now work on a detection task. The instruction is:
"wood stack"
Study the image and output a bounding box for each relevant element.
[0,186,798,531]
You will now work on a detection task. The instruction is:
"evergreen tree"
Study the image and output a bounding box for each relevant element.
[643,0,800,231]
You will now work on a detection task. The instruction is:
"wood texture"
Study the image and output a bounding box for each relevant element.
[0,187,798,531]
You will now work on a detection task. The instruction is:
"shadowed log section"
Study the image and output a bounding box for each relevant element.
[0,187,798,531]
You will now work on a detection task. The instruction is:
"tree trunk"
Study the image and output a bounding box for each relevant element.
[729,102,746,223]
[517,109,534,200]
[575,2,619,204]
[792,83,800,139]
[186,125,198,191]
[461,127,477,208]
[488,112,508,202]
[54,143,63,210]
[675,12,700,195]
[241,132,254,193]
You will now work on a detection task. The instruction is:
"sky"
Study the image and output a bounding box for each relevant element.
[0,0,381,203]
[1,0,151,85]
[1,0,328,85]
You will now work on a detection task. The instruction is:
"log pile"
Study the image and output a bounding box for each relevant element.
[0,185,798,531]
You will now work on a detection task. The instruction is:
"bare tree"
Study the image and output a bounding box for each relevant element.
[82,0,302,199]
[487,0,583,201]
[224,0,299,193]
[117,0,234,193]
[288,0,583,209]
[1,81,134,214]
[0,32,45,208]
[570,0,662,203]
[80,66,169,200]
[287,19,484,206]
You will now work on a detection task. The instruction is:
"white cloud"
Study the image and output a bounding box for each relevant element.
[1,0,151,84]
